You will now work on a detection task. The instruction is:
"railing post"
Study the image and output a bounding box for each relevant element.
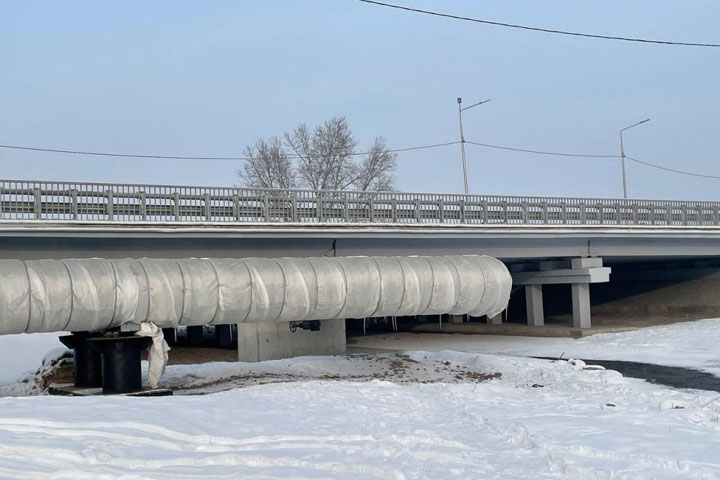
[70,189,78,220]
[580,203,586,225]
[562,203,567,224]
[521,202,528,224]
[615,204,621,225]
[262,194,270,222]
[682,205,688,226]
[502,201,508,224]
[459,199,465,224]
[291,196,298,222]
[414,199,421,223]
[34,187,42,220]
[233,194,240,222]
[438,199,444,223]
[139,192,147,221]
[316,193,322,222]
[482,200,488,224]
[714,206,719,226]
[369,196,375,223]
[204,193,212,221]
[391,198,398,223]
[173,192,180,221]
[105,190,113,221]
[666,206,672,226]
[632,204,638,225]
[344,197,350,222]
[542,202,548,224]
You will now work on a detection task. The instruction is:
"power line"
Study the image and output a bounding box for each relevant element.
[465,140,619,158]
[626,156,720,179]
[6,139,720,181]
[0,139,616,161]
[0,141,461,161]
[358,0,720,48]
[0,143,248,160]
[465,140,720,180]
[383,141,460,153]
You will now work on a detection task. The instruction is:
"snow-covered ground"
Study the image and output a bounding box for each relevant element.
[0,320,719,478]
[1,352,720,479]
[351,318,720,376]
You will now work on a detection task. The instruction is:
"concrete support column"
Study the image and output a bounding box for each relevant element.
[525,284,544,327]
[487,313,503,325]
[448,315,465,324]
[571,283,592,329]
[237,319,346,362]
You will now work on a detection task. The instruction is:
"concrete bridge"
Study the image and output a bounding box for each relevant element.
[3,178,720,332]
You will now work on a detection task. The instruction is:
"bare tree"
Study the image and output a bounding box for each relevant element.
[236,137,295,189]
[285,117,357,192]
[236,117,398,193]
[353,136,397,192]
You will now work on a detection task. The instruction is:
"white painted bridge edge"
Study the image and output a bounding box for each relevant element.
[3,179,720,227]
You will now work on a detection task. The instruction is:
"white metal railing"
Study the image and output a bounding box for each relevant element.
[1,178,720,226]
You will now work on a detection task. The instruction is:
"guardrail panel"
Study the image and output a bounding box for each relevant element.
[2,179,720,227]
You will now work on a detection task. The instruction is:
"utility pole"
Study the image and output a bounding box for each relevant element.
[457,98,468,195]
[620,119,650,199]
[457,97,491,195]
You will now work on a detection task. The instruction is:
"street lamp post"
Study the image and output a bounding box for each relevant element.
[457,97,491,195]
[620,118,650,199]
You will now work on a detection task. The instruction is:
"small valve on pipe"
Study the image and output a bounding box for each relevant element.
[289,320,321,333]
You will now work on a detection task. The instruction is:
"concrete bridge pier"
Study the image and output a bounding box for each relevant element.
[571,283,592,329]
[487,313,503,325]
[511,257,611,329]
[525,284,544,327]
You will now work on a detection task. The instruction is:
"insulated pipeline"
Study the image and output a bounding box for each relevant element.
[0,256,512,335]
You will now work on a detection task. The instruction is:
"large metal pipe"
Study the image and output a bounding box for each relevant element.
[0,255,511,335]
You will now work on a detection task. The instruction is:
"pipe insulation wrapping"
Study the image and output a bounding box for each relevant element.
[0,256,512,335]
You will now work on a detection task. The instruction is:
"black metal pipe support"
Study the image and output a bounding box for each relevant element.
[87,336,152,394]
[59,333,102,388]
[186,325,205,347]
[216,324,234,349]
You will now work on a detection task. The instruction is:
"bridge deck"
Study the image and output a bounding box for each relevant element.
[1,220,720,263]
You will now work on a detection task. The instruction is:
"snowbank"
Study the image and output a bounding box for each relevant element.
[159,352,500,394]
[0,333,62,383]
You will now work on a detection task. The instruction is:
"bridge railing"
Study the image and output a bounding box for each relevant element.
[1,178,720,226]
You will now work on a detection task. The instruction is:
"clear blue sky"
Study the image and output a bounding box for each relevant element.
[1,0,719,200]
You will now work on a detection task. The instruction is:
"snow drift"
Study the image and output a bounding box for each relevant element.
[0,255,511,334]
